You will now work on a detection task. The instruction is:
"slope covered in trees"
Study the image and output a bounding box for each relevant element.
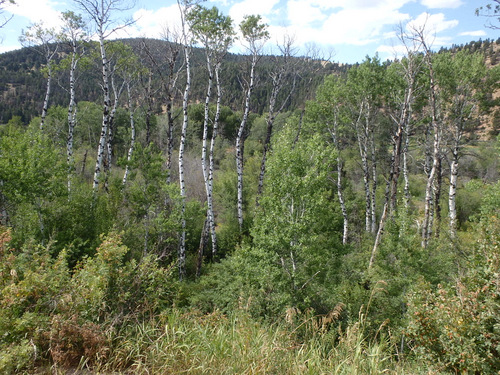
[0,2,499,373]
[0,38,341,124]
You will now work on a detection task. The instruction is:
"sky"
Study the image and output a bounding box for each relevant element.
[0,0,498,64]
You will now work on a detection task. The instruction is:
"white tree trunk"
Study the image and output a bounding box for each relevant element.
[105,76,124,175]
[207,65,223,256]
[93,34,111,191]
[236,52,257,231]
[67,48,78,193]
[370,130,377,234]
[422,63,440,248]
[40,63,52,130]
[402,132,411,210]
[328,118,348,244]
[122,81,135,185]
[200,52,218,257]
[256,60,296,202]
[448,147,459,239]
[358,131,371,232]
[178,40,191,280]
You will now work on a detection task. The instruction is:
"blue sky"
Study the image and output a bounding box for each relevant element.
[1,0,498,63]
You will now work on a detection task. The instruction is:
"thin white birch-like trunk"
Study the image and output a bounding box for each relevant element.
[201,55,213,186]
[67,47,78,193]
[433,155,443,238]
[402,128,411,210]
[122,81,135,185]
[421,61,440,248]
[448,105,466,239]
[236,52,257,231]
[370,150,394,269]
[370,129,377,234]
[178,0,192,279]
[93,33,111,191]
[448,149,459,239]
[256,57,296,202]
[207,64,223,256]
[106,76,124,174]
[200,51,218,257]
[328,119,348,245]
[165,47,180,185]
[40,62,52,131]
[355,106,372,232]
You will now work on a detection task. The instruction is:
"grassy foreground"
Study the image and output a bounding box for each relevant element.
[24,308,435,375]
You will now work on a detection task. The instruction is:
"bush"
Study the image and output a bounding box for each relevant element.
[0,231,178,372]
[406,215,500,374]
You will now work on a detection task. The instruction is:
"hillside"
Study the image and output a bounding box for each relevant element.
[0,38,344,124]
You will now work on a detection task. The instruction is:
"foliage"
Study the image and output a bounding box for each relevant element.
[406,187,500,374]
[0,231,177,372]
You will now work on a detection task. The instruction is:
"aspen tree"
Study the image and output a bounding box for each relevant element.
[187,5,234,258]
[236,14,268,231]
[369,25,424,269]
[177,0,200,279]
[20,22,58,131]
[58,11,87,193]
[434,51,487,238]
[73,0,135,192]
[256,34,297,204]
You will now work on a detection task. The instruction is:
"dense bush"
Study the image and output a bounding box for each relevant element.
[0,230,177,372]
[406,200,500,373]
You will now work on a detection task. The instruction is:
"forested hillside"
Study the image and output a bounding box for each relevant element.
[0,37,342,124]
[0,2,499,374]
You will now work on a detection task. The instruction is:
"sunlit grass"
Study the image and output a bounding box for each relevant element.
[93,308,431,375]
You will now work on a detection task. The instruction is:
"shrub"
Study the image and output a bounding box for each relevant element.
[406,215,500,374]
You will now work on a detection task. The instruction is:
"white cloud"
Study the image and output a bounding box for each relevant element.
[407,12,458,35]
[459,30,487,37]
[316,6,411,45]
[376,43,408,59]
[125,5,183,39]
[287,0,326,27]
[228,0,280,24]
[420,0,463,9]
[5,0,63,29]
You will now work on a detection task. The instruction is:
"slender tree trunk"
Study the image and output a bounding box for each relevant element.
[236,53,257,231]
[201,56,213,191]
[422,82,440,246]
[358,134,371,232]
[207,65,223,256]
[329,120,348,244]
[338,158,349,245]
[256,114,275,202]
[145,72,153,145]
[389,119,404,214]
[369,129,377,233]
[353,101,372,232]
[448,148,459,239]
[178,40,191,280]
[105,77,123,174]
[370,177,391,269]
[433,154,443,238]
[196,217,210,277]
[67,48,78,193]
[166,97,174,184]
[93,34,111,191]
[256,68,294,202]
[40,63,52,130]
[402,128,411,210]
[200,52,218,258]
[123,81,135,185]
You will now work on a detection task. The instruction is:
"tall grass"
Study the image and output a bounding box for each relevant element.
[88,306,431,375]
